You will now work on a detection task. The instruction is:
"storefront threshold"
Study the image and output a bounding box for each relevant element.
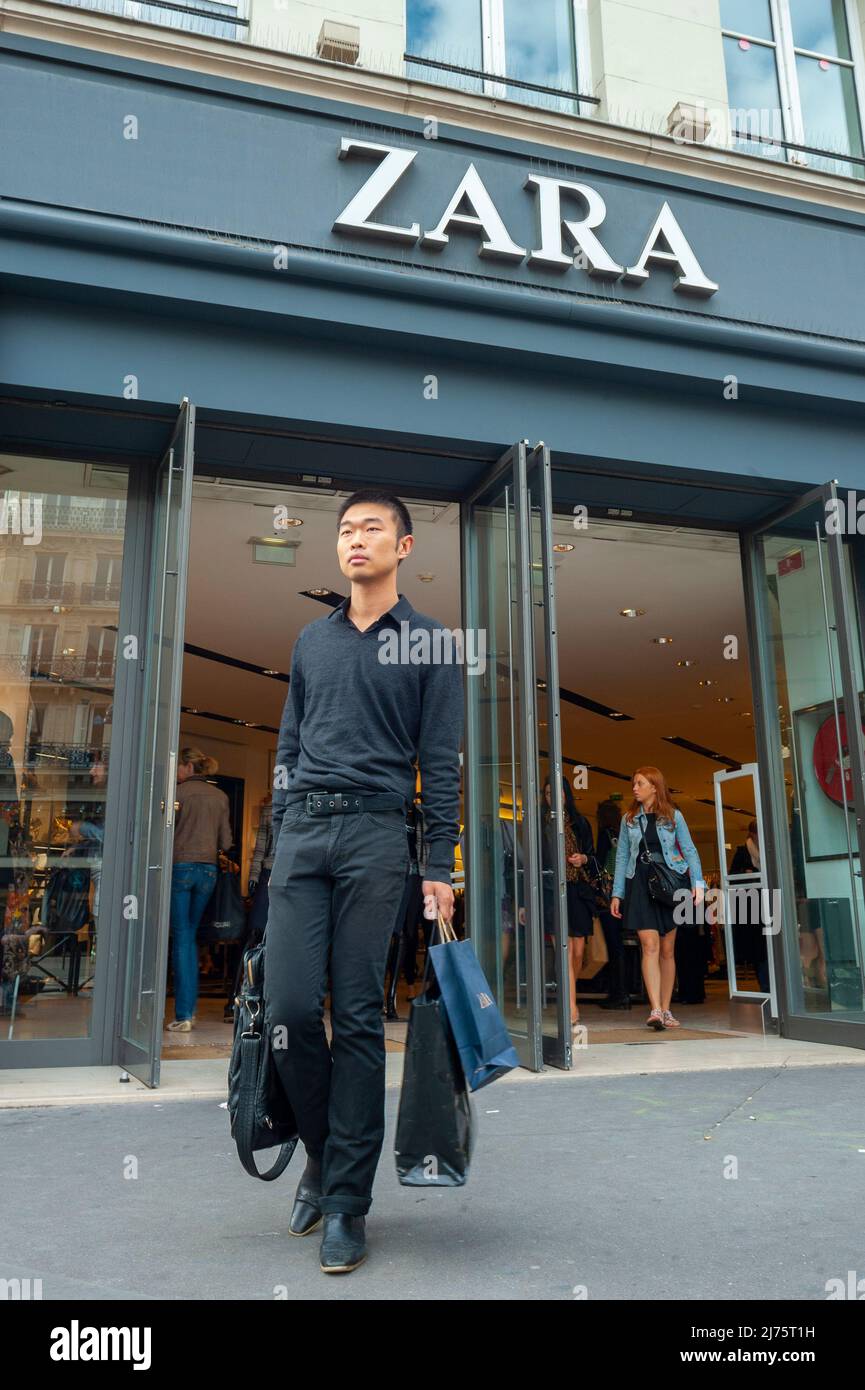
[2,1037,864,1107]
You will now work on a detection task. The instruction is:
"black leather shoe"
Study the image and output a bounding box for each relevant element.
[288,1159,323,1237]
[319,1213,367,1274]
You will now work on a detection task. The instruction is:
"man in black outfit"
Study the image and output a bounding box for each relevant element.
[264,490,463,1275]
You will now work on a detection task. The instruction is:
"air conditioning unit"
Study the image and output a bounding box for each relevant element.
[316,20,360,66]
[667,101,712,144]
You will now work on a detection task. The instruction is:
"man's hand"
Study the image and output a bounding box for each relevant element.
[423,879,455,922]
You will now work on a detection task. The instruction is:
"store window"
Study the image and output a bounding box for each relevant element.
[721,0,865,178]
[406,0,590,114]
[0,461,128,1040]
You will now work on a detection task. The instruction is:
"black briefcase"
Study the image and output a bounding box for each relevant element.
[227,937,298,1181]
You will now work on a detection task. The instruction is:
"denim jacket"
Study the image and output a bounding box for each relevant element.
[612,809,704,901]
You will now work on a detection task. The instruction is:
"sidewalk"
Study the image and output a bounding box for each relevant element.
[2,1064,865,1300]
[2,1032,863,1108]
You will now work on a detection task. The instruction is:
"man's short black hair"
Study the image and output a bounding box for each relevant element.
[337,490,413,543]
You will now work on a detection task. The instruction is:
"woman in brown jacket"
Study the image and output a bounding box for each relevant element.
[166,747,233,1031]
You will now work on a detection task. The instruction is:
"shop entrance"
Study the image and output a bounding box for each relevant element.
[118,415,469,1083]
[114,422,834,1085]
[462,444,771,1068]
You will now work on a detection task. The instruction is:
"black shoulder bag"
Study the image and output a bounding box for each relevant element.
[639,831,687,910]
[227,934,298,1181]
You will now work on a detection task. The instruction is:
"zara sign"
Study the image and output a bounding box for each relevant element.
[333,138,719,298]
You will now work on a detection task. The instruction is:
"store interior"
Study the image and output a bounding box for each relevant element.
[161,476,762,1059]
[2,458,768,1056]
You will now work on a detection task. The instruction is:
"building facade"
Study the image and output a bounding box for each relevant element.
[2,0,865,1080]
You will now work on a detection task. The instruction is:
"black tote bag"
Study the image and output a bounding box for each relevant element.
[394,942,475,1187]
[198,866,246,944]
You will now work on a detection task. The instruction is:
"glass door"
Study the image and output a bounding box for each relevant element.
[462,442,570,1070]
[745,483,865,1033]
[713,763,778,1018]
[118,401,196,1085]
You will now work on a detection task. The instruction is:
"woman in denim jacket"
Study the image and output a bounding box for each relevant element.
[610,766,704,1031]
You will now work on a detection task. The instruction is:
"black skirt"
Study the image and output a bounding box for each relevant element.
[622,857,682,937]
[566,881,594,938]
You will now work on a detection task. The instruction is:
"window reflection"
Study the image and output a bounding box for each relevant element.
[0,462,128,1039]
[502,0,577,112]
[406,0,484,91]
[722,36,785,161]
[720,0,774,41]
[795,54,864,176]
[788,0,852,59]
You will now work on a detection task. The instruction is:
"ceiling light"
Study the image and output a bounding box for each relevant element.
[677,659,697,667]
[552,543,575,553]
[262,668,279,676]
[609,712,626,720]
[417,573,435,583]
[308,587,333,597]
[698,679,715,686]
[277,517,303,527]
[619,608,645,618]
[652,636,674,644]
[716,696,735,703]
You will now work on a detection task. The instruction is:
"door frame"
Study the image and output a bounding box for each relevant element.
[741,481,865,1050]
[116,400,196,1084]
[461,441,572,1071]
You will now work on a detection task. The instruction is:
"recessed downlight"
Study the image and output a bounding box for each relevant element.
[308,587,333,596]
[619,608,646,618]
[553,543,575,553]
[697,679,715,687]
[677,659,697,668]
[652,636,674,644]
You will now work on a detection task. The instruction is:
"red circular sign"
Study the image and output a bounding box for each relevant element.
[813,713,862,806]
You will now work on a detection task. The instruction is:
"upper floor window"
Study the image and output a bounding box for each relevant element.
[406,0,591,116]
[721,0,865,178]
[58,0,247,42]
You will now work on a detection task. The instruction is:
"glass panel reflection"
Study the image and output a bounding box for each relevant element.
[789,0,852,58]
[406,0,484,92]
[468,483,532,1050]
[723,35,785,161]
[502,0,578,113]
[0,459,128,1038]
[794,54,864,176]
[760,502,865,1019]
[720,0,774,41]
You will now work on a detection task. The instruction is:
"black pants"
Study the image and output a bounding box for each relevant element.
[264,802,410,1216]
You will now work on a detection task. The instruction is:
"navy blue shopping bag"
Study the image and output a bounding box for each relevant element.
[429,914,519,1092]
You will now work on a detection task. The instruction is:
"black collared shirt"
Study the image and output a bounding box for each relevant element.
[271,594,463,880]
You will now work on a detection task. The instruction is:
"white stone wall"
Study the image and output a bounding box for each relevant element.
[587,0,728,132]
[249,0,405,68]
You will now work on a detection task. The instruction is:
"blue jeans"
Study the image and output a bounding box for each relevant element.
[170,861,218,1021]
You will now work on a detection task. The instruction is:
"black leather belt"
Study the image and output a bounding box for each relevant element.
[301,790,405,817]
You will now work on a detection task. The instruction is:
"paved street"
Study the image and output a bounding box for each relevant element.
[3,1064,865,1301]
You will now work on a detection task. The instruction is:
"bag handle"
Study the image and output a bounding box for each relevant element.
[419,909,457,991]
[436,910,457,943]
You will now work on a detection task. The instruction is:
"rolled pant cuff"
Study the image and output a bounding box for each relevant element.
[319,1196,370,1216]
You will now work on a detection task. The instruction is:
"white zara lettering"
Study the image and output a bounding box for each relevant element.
[333,138,420,244]
[333,142,718,297]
